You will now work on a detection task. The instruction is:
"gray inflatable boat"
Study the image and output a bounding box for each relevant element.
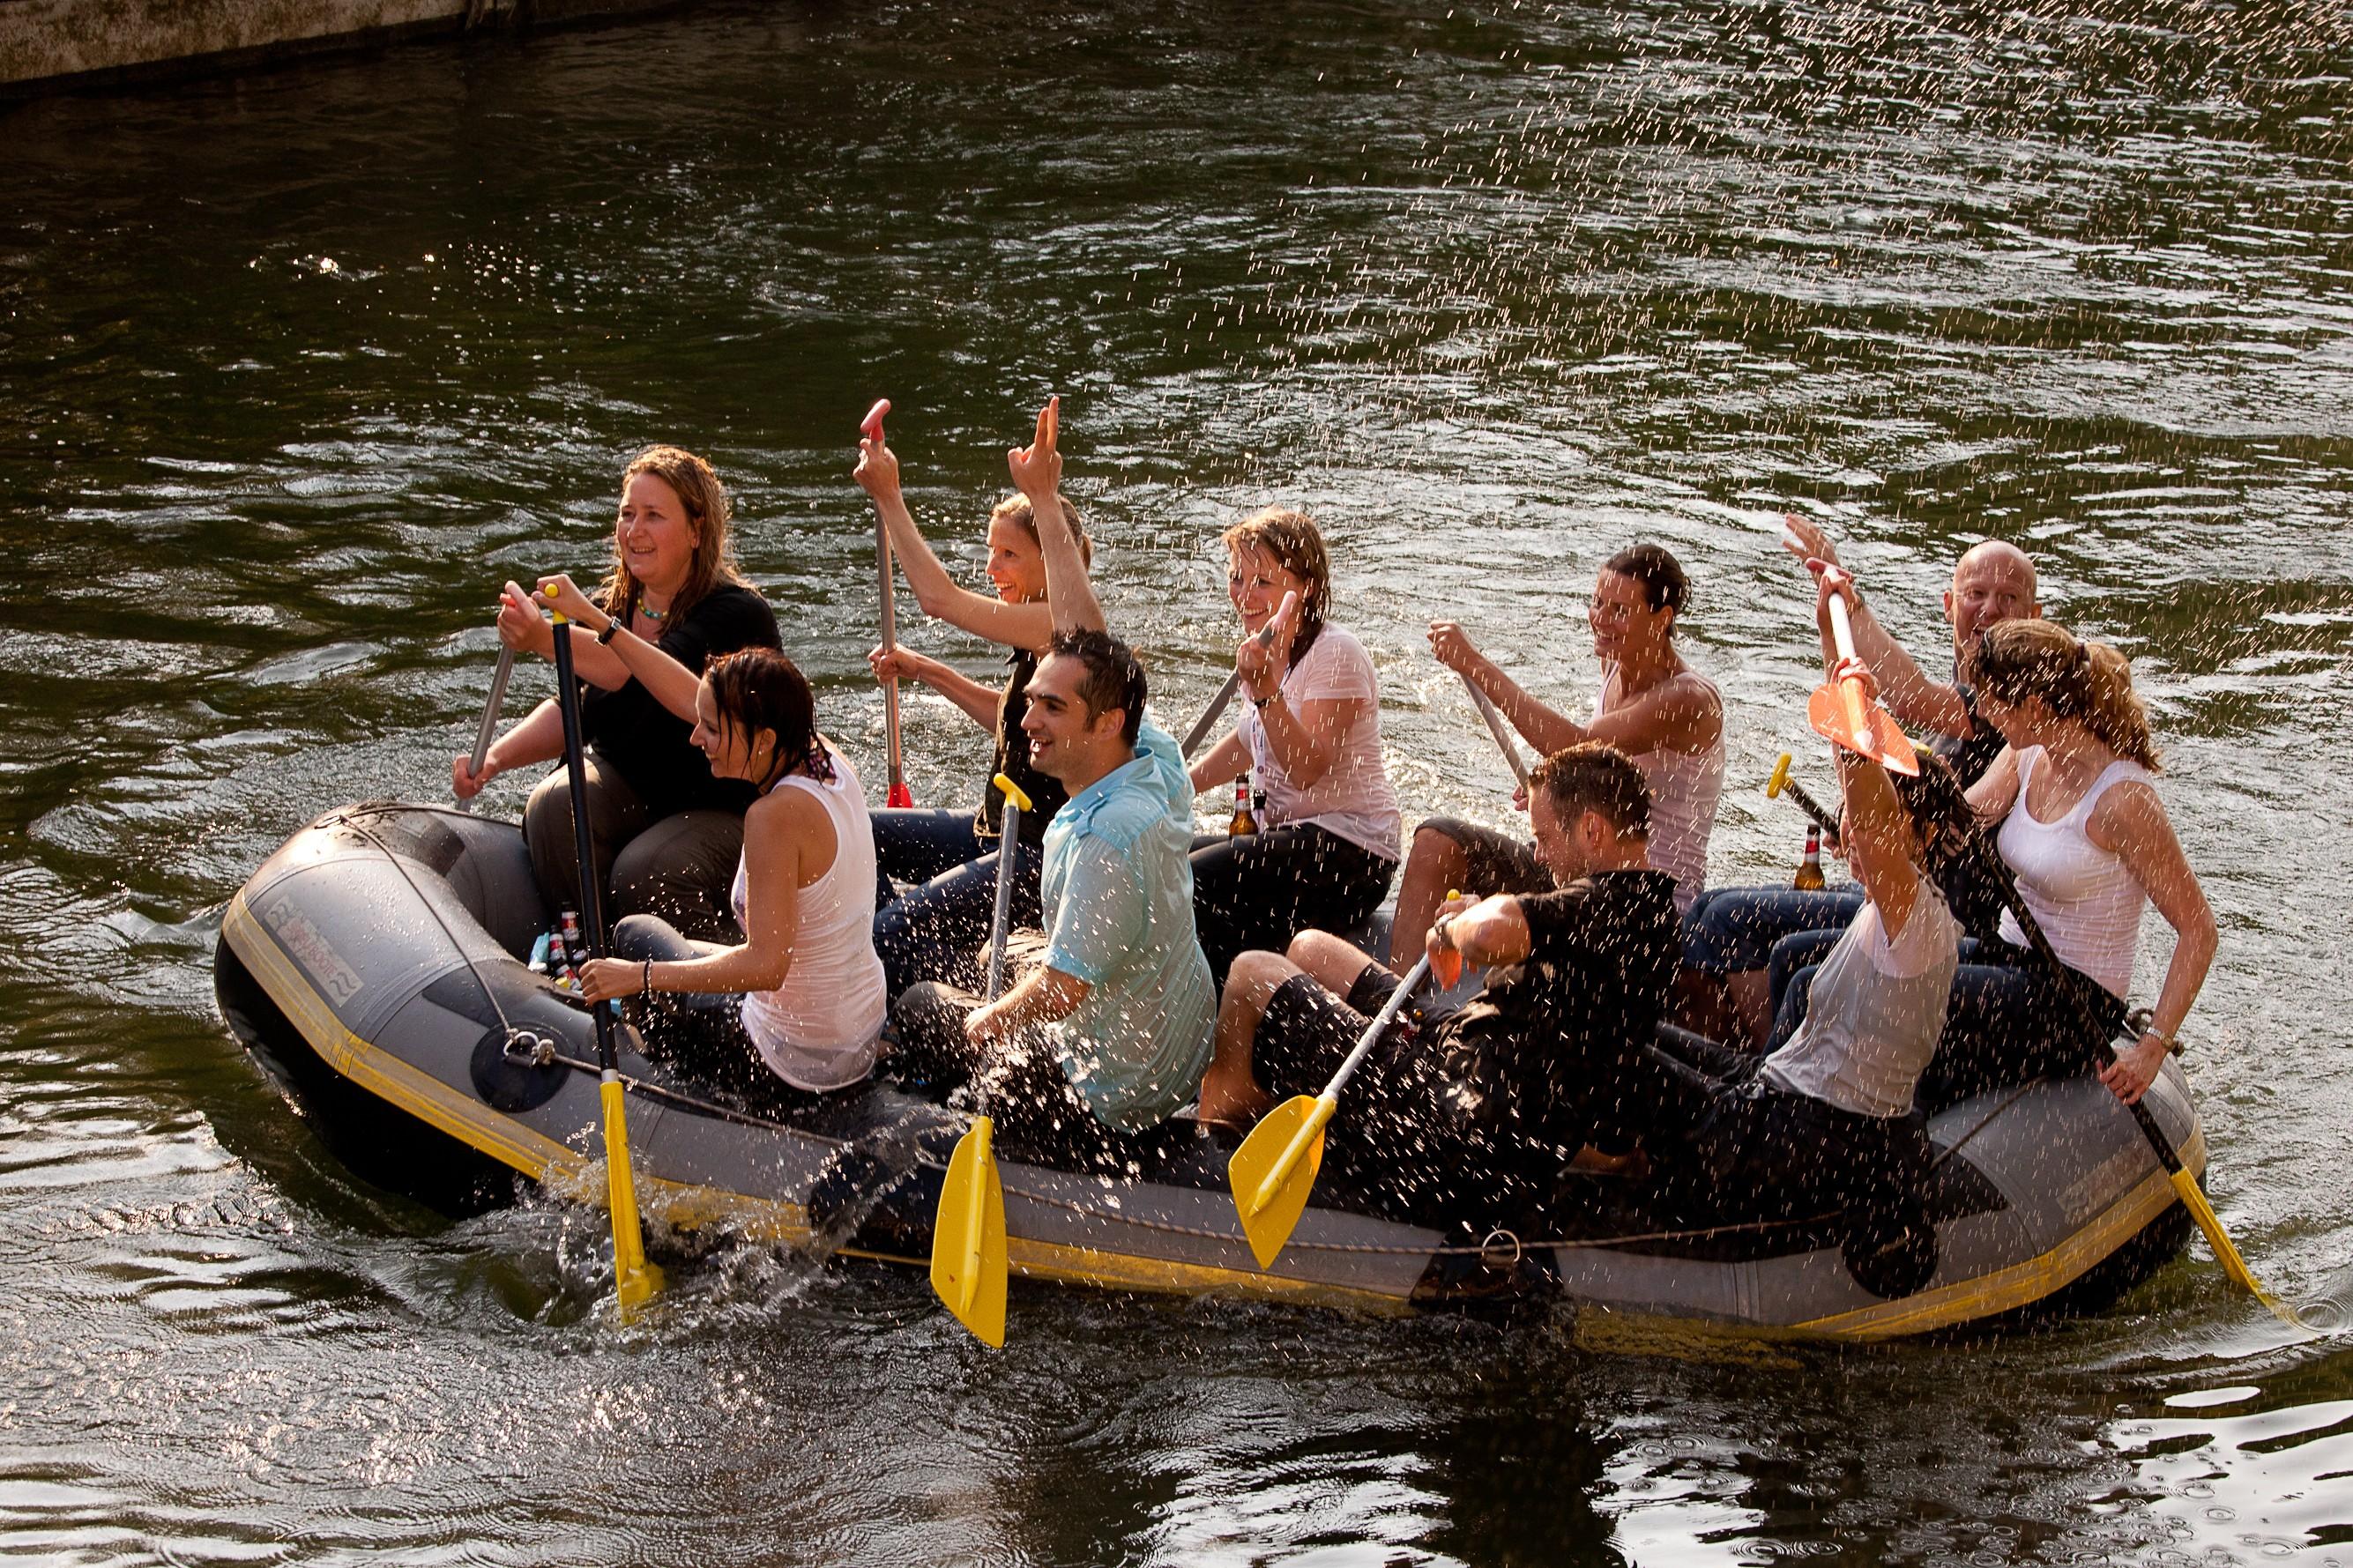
[214,801,2201,1338]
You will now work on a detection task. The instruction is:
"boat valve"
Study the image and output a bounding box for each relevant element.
[503,1028,558,1067]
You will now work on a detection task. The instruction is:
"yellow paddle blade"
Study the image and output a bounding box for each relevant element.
[599,1077,665,1319]
[2168,1168,2297,1326]
[931,1115,1008,1348]
[1227,1093,1337,1270]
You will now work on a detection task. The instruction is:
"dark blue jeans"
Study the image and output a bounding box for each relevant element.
[1681,886,1865,977]
[871,807,1043,1000]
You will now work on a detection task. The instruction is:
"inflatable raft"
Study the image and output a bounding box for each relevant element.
[214,802,2202,1338]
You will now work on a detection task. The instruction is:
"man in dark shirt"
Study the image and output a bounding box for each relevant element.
[1198,743,1681,1229]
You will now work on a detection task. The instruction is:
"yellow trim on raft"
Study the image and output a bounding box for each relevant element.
[227,890,816,1239]
[1794,1131,2203,1339]
[227,890,1403,1312]
[227,888,2197,1334]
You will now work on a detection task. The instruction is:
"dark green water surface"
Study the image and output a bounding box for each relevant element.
[4,2,2352,1562]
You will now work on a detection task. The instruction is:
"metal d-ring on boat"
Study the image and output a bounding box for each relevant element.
[214,799,2208,1339]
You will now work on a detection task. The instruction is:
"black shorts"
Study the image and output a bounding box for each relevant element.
[1253,964,1456,1101]
[1417,816,1550,897]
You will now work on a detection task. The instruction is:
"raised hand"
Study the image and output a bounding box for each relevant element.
[1781,512,1840,569]
[1007,396,1061,503]
[1237,591,1300,700]
[1426,620,1484,678]
[854,435,901,502]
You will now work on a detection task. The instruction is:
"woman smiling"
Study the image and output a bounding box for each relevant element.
[454,447,780,937]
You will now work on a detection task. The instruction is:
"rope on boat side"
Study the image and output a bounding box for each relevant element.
[327,806,2030,1264]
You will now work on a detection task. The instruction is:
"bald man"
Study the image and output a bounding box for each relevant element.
[1778,518,2039,787]
[1679,524,2039,1045]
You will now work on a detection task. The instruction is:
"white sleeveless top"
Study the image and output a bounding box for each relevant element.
[1995,746,2154,1000]
[733,745,888,1091]
[1596,665,1724,916]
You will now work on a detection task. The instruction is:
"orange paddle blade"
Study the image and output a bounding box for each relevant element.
[1808,683,1919,776]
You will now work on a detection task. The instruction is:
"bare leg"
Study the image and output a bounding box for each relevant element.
[1727,969,1771,1050]
[1388,824,1471,967]
[1199,949,1298,1127]
[1289,928,1389,999]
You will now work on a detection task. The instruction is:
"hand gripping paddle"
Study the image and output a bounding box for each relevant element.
[1180,590,1299,759]
[931,771,1030,1347]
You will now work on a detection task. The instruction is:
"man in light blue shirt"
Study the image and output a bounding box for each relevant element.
[887,398,1214,1168]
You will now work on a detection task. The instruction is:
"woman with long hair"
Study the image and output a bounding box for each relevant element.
[566,638,887,1100]
[1929,617,2215,1107]
[455,446,780,937]
[1390,542,1725,963]
[853,416,1091,998]
[1187,507,1402,987]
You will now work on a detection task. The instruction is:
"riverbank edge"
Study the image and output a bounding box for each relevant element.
[0,0,691,98]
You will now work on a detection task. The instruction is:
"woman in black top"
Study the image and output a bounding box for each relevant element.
[454,445,780,938]
[853,417,1086,998]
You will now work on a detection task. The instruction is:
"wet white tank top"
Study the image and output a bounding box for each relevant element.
[1995,746,2154,1000]
[733,746,888,1090]
[1596,665,1724,915]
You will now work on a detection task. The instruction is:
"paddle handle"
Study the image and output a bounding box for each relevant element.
[875,516,909,804]
[1462,674,1530,789]
[982,773,1031,1004]
[547,614,618,1074]
[1320,953,1433,1102]
[1180,590,1299,760]
[1182,670,1244,759]
[458,646,516,813]
[1764,753,1841,848]
[1824,591,1873,741]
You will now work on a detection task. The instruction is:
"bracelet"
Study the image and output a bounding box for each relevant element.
[596,615,624,646]
[640,959,653,1000]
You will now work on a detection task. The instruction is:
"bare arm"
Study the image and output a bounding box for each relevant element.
[537,573,702,724]
[577,789,823,1000]
[1783,516,1970,738]
[870,644,1003,731]
[1429,622,1590,754]
[1964,745,2021,825]
[2091,781,2218,1104]
[1009,398,1106,636]
[1428,891,1535,970]
[1189,730,1251,795]
[855,437,1056,652]
[454,696,565,797]
[967,962,1091,1043]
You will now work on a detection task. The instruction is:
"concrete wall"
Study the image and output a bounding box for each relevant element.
[0,0,674,93]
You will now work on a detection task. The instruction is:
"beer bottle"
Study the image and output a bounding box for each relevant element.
[1230,774,1259,837]
[1792,825,1827,891]
[556,909,585,988]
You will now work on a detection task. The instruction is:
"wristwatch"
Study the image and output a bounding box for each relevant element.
[595,615,624,646]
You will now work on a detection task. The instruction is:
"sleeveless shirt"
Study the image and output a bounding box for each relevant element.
[1994,746,2155,1000]
[733,745,889,1090]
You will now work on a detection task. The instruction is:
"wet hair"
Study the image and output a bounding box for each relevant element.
[704,647,829,789]
[1221,506,1330,663]
[1530,742,1653,841]
[1889,749,2008,940]
[990,494,1094,569]
[597,445,750,627]
[1601,543,1690,634]
[1046,628,1147,748]
[1973,620,2161,771]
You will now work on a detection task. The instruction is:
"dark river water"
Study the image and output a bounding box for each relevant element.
[5,1,2352,1562]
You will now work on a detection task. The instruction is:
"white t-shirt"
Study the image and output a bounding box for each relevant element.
[1760,873,1961,1118]
[1236,623,1403,861]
